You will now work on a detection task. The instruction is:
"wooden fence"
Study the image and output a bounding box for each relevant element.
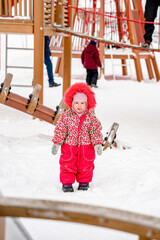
[0,0,33,18]
[0,196,160,240]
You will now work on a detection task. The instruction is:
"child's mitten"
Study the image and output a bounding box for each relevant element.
[52,144,60,155]
[95,144,103,155]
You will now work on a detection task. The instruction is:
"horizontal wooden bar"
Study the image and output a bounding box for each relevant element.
[50,51,152,60]
[0,19,34,34]
[50,26,160,52]
[0,197,160,240]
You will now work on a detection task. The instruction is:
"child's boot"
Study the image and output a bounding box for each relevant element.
[62,183,74,192]
[78,182,89,191]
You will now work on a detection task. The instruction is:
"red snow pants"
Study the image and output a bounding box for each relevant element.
[59,143,95,184]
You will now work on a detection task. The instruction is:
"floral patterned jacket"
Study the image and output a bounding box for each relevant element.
[52,109,103,147]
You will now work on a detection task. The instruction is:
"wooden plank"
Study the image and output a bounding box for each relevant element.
[14,0,17,16]
[55,0,64,26]
[0,24,34,34]
[24,0,27,16]
[26,84,42,114]
[0,0,2,15]
[0,19,34,34]
[29,0,32,18]
[4,0,8,15]
[19,0,22,16]
[8,0,12,15]
[0,73,13,104]
[51,26,160,52]
[0,218,5,240]
[3,92,55,124]
[0,197,160,240]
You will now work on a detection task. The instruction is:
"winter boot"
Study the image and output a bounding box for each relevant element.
[62,184,74,192]
[141,40,151,49]
[78,182,89,191]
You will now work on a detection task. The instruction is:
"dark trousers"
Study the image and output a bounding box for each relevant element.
[86,69,98,86]
[144,0,160,42]
[44,52,54,84]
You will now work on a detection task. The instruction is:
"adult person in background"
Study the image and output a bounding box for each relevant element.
[44,36,61,87]
[81,40,102,88]
[142,0,160,48]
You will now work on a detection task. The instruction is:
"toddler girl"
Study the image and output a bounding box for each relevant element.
[52,82,103,192]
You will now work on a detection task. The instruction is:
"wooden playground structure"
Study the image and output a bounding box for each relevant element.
[0,1,160,238]
[0,0,160,105]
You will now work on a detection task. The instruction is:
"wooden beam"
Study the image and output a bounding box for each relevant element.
[0,197,160,240]
[114,0,127,76]
[0,218,5,240]
[123,0,143,81]
[50,26,160,52]
[151,56,160,81]
[99,0,105,75]
[145,58,154,79]
[0,20,34,34]
[33,0,44,104]
[63,36,71,95]
[3,92,55,124]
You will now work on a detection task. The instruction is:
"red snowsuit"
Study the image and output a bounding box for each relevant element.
[52,83,103,184]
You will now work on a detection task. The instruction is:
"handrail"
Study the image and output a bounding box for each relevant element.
[0,196,160,240]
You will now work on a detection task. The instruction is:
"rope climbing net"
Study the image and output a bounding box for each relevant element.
[54,0,160,52]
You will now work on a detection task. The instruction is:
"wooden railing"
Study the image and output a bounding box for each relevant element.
[0,196,160,240]
[0,0,33,18]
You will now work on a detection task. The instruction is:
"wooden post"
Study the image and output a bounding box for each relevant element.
[123,0,143,82]
[99,0,105,76]
[63,37,71,95]
[131,0,155,80]
[151,56,160,81]
[114,0,127,76]
[33,0,44,104]
[0,218,5,240]
[62,0,73,95]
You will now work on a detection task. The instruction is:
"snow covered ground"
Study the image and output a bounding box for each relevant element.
[0,34,160,239]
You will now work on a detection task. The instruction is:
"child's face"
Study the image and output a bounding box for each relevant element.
[73,101,87,114]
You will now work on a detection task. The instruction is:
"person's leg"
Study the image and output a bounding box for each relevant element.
[86,69,92,86]
[59,144,78,185]
[91,69,98,86]
[76,145,95,185]
[44,51,54,84]
[144,0,159,43]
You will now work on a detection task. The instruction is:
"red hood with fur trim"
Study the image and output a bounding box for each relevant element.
[64,83,96,109]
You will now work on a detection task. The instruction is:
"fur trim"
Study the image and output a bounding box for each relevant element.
[64,82,96,109]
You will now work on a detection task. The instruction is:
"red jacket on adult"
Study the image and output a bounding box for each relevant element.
[81,42,102,70]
